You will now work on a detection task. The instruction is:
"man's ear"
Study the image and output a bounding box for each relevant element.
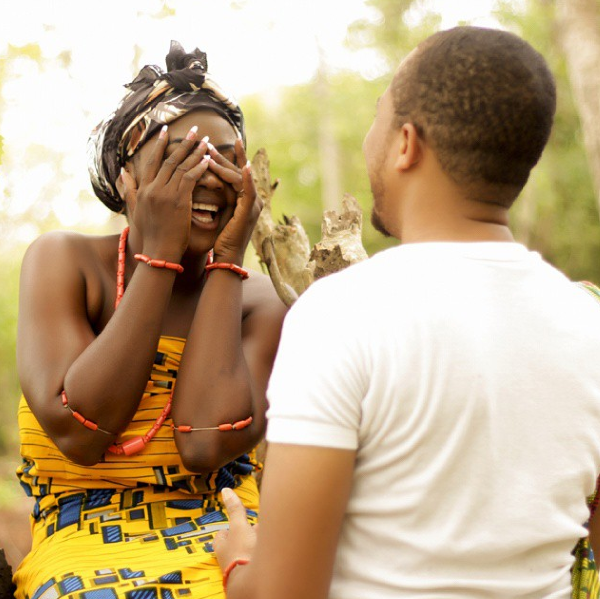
[393,123,421,172]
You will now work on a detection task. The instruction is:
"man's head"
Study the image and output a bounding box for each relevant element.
[364,26,556,236]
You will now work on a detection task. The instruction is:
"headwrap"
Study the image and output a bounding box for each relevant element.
[88,41,245,212]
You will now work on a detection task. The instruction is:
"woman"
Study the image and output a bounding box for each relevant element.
[14,42,287,599]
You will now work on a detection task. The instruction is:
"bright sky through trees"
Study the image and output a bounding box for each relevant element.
[0,0,499,231]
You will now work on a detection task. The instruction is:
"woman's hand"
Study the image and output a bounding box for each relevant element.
[207,139,263,265]
[118,126,211,261]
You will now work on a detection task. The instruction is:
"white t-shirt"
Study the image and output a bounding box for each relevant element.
[266,242,600,598]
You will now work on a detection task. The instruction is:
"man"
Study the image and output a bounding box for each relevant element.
[214,26,600,598]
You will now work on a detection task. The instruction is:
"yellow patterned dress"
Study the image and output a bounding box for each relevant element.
[14,336,260,599]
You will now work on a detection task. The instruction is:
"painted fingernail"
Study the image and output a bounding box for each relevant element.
[246,160,251,169]
[202,154,211,162]
[186,126,198,140]
[159,125,168,140]
[201,135,209,143]
[207,142,215,152]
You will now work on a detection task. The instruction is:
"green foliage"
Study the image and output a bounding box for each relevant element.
[347,0,441,70]
[496,0,600,282]
[242,0,440,256]
[0,258,22,453]
[244,71,397,256]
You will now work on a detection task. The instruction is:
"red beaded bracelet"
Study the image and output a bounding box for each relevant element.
[134,253,184,273]
[61,390,173,456]
[172,416,253,433]
[205,262,249,280]
[222,557,250,591]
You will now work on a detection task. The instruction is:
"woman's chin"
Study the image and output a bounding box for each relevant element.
[184,228,220,257]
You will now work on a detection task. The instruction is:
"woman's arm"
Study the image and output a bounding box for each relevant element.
[18,128,210,466]
[172,141,288,471]
[172,273,287,472]
[18,232,178,465]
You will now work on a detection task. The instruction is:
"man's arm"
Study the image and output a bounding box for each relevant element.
[216,442,355,599]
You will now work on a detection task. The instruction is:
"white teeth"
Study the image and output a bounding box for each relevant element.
[194,215,213,223]
[192,202,219,212]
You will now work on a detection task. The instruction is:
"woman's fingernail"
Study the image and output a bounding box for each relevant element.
[222,487,234,500]
[202,154,211,162]
[246,160,251,169]
[159,125,168,140]
[201,135,210,144]
[186,125,198,140]
[207,142,216,152]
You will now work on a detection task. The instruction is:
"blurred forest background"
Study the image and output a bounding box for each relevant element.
[1,0,600,505]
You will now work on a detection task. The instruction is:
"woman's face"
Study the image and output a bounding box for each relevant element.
[130,109,240,255]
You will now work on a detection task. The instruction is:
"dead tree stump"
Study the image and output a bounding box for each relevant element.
[250,149,368,306]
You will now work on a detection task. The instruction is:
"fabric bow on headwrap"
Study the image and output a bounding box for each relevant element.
[88,41,245,212]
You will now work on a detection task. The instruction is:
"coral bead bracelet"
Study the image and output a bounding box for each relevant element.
[222,558,250,591]
[205,262,249,279]
[59,226,251,456]
[134,253,184,273]
[172,416,253,433]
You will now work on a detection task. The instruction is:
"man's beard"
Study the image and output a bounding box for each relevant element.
[369,169,392,237]
[370,208,391,237]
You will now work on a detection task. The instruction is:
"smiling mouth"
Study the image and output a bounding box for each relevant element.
[192,202,220,224]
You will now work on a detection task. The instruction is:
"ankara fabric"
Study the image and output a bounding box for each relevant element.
[15,336,259,599]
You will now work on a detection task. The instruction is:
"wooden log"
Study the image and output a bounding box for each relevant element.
[250,151,369,304]
[308,194,369,281]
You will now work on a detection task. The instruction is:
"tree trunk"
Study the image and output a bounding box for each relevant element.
[557,0,600,216]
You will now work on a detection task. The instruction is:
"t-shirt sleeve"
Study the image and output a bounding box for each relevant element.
[266,279,367,450]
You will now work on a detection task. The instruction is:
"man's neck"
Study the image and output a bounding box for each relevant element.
[398,190,515,245]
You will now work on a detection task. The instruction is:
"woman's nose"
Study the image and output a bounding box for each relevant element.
[198,168,224,189]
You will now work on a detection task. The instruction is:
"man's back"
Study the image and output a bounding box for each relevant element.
[267,242,600,597]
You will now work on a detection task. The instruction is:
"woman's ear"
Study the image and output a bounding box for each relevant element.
[115,169,126,201]
[393,123,421,172]
[115,166,137,204]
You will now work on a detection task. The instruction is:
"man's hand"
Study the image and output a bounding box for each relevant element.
[214,487,257,573]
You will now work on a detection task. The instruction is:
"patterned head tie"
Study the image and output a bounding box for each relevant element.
[88,40,245,212]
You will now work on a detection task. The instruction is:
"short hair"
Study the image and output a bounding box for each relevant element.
[391,26,556,207]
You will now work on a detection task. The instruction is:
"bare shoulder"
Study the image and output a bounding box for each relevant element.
[242,268,291,316]
[241,269,292,347]
[241,269,289,357]
[24,230,121,271]
[23,230,113,267]
[21,231,121,323]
